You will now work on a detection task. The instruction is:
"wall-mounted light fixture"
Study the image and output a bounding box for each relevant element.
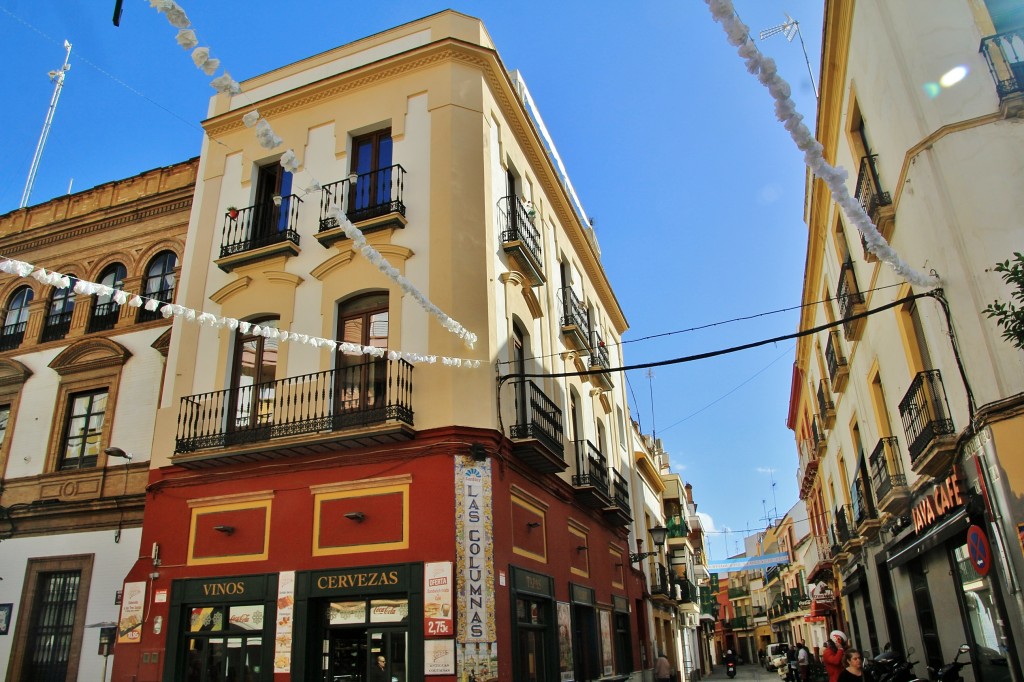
[470,443,488,461]
[213,525,234,535]
[104,447,133,461]
[344,512,365,522]
[629,525,668,563]
[576,545,588,553]
[526,521,541,529]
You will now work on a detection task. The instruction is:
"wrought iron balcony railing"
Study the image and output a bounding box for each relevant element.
[898,369,955,465]
[498,195,542,271]
[825,331,848,390]
[559,286,589,333]
[981,28,1024,100]
[675,577,697,604]
[572,439,610,493]
[589,329,610,369]
[727,586,749,599]
[175,359,413,453]
[811,413,826,453]
[851,477,876,527]
[609,468,630,513]
[834,504,857,544]
[319,164,407,230]
[652,564,672,597]
[817,379,834,422]
[220,195,302,259]
[136,287,174,323]
[837,259,866,339]
[41,310,73,342]
[0,321,27,351]
[509,379,564,454]
[88,301,121,333]
[854,154,892,220]
[869,436,905,501]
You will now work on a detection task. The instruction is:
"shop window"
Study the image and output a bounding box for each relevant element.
[60,389,107,470]
[0,285,33,350]
[185,605,266,681]
[138,251,178,323]
[41,277,76,342]
[88,263,126,333]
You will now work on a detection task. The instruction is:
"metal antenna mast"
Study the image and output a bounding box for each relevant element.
[20,40,72,209]
[759,14,818,99]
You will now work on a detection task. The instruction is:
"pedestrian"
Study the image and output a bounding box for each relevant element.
[822,631,847,682]
[798,642,810,682]
[655,651,673,682]
[837,648,864,682]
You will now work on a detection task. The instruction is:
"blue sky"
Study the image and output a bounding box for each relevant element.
[0,0,825,560]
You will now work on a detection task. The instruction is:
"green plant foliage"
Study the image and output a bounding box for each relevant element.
[983,252,1024,350]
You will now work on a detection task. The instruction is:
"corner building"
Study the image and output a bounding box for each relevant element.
[789,1,1024,681]
[117,12,645,682]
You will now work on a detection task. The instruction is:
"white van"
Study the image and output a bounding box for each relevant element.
[765,643,790,671]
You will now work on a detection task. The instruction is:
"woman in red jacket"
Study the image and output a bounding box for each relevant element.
[822,631,848,682]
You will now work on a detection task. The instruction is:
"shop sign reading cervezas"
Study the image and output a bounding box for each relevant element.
[912,469,964,534]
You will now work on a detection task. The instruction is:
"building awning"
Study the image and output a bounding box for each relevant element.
[840,566,866,597]
[809,599,833,617]
[886,508,969,570]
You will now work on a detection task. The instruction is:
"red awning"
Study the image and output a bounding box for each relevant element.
[809,599,833,617]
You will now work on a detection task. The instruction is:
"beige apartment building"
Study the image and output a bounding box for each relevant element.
[789,2,1023,682]
[0,158,196,681]
[108,11,664,682]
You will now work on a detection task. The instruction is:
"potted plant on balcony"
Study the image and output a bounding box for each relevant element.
[226,206,239,220]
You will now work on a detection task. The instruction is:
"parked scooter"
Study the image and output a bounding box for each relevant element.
[727,661,736,678]
[866,648,918,682]
[928,644,971,682]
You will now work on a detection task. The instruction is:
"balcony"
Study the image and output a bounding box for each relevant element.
[727,586,749,600]
[498,195,545,286]
[652,564,673,599]
[870,436,911,515]
[603,469,632,526]
[899,370,956,477]
[40,310,73,343]
[807,533,833,583]
[558,287,590,354]
[509,379,566,474]
[588,329,614,390]
[811,414,827,456]
[317,165,407,247]
[571,439,611,509]
[852,478,880,540]
[174,359,414,465]
[217,195,302,271]
[817,379,835,429]
[855,155,894,262]
[0,321,26,351]
[729,616,749,630]
[834,504,862,554]
[666,514,687,540]
[798,438,819,500]
[674,577,697,604]
[837,259,867,341]
[88,301,121,333]
[825,331,849,393]
[981,29,1024,116]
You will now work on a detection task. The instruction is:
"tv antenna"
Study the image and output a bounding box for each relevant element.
[759,14,818,99]
[646,368,657,442]
[20,40,73,209]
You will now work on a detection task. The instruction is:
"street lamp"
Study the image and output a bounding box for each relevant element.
[629,525,668,563]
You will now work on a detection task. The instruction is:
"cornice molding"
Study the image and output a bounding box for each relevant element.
[209,276,252,305]
[49,337,132,376]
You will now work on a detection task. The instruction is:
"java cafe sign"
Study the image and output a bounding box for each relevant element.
[911,469,964,534]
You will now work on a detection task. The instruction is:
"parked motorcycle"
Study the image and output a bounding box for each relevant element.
[928,644,971,682]
[865,649,918,682]
[727,661,736,678]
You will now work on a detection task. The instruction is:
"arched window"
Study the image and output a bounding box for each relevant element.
[230,317,279,437]
[88,263,126,333]
[0,286,33,350]
[41,277,77,343]
[138,251,177,323]
[336,293,389,417]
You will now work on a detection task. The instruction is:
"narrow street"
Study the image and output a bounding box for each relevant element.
[704,664,787,682]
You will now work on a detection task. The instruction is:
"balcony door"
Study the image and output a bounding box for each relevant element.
[512,325,527,427]
[336,293,389,418]
[254,164,292,242]
[350,129,392,220]
[230,318,279,438]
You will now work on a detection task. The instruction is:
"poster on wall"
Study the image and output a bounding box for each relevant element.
[557,601,574,682]
[117,581,146,644]
[274,570,295,673]
[0,604,11,636]
[425,639,456,675]
[424,561,454,637]
[599,609,613,676]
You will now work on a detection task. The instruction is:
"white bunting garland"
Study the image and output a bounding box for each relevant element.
[704,0,940,288]
[0,256,482,369]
